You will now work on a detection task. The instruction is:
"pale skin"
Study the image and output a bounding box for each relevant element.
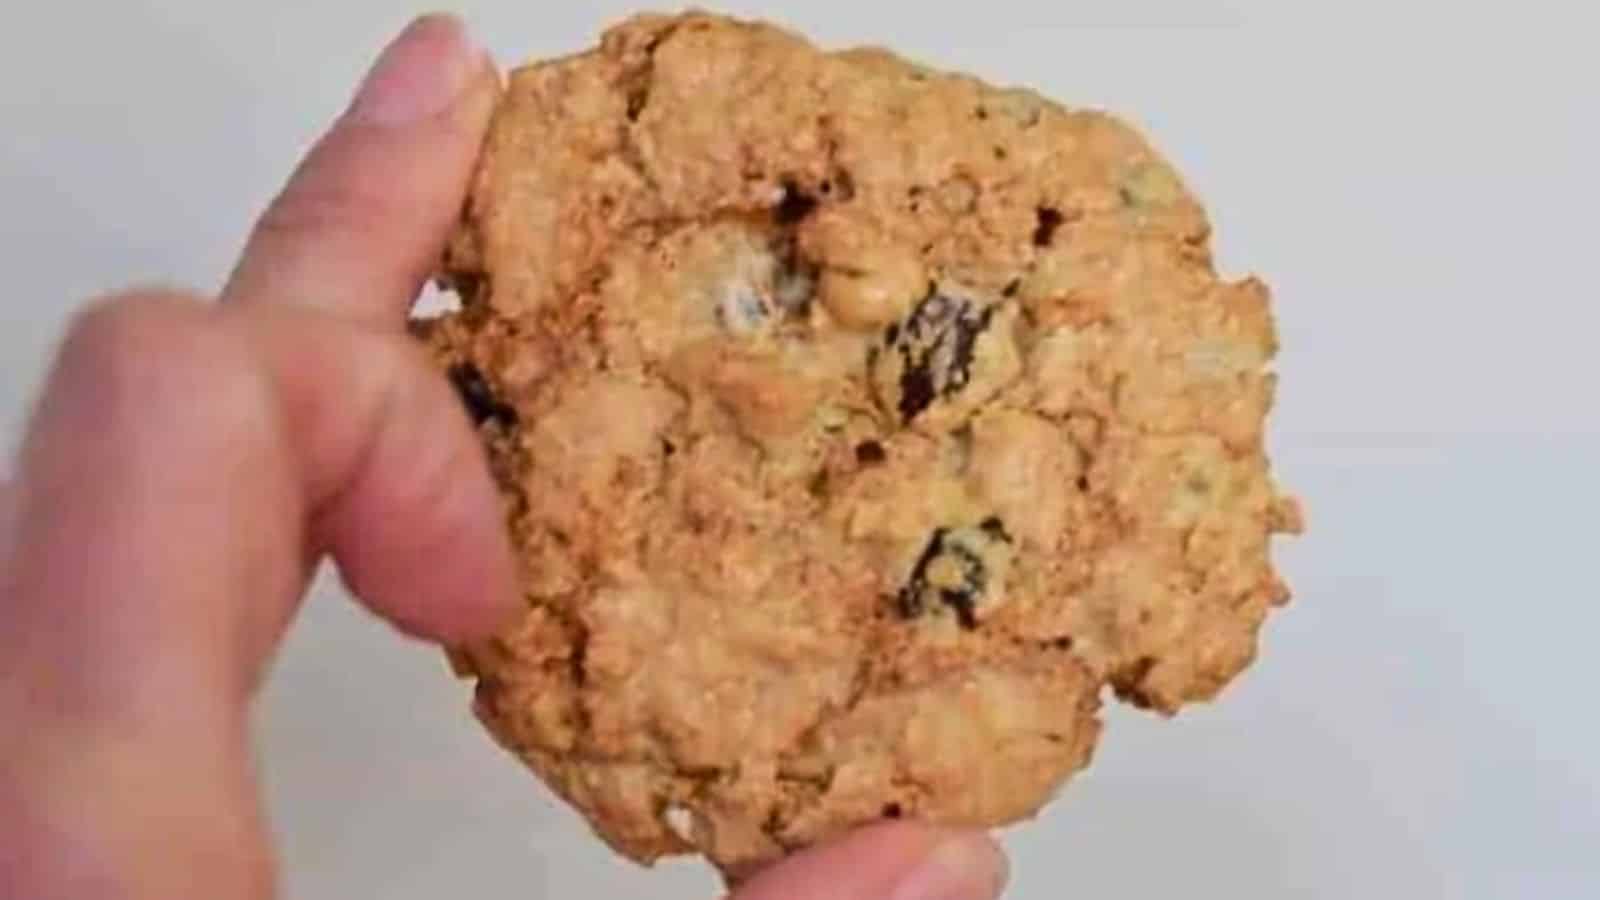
[0,15,1010,900]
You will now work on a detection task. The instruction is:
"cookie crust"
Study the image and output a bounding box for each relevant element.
[417,10,1302,873]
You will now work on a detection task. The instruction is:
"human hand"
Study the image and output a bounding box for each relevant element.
[0,15,1009,900]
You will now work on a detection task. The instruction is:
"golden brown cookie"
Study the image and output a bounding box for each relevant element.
[414,10,1303,876]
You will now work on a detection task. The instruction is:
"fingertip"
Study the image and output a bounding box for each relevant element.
[887,830,1010,900]
[730,823,1009,900]
[346,13,491,128]
[224,12,499,326]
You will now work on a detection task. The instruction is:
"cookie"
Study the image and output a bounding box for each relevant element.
[414,10,1303,876]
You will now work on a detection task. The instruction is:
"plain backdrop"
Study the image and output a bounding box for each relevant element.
[3,2,1598,898]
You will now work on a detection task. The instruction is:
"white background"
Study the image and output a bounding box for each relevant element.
[3,2,1597,898]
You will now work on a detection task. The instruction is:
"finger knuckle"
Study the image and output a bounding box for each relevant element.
[62,291,212,380]
[57,292,273,445]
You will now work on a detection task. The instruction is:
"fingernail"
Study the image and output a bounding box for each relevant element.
[348,14,489,126]
[891,833,1010,900]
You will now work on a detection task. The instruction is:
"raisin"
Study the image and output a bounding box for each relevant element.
[979,516,1012,542]
[854,440,887,465]
[882,803,904,819]
[875,287,996,423]
[899,529,944,620]
[899,364,938,422]
[569,636,589,687]
[896,519,1013,629]
[447,362,517,428]
[1033,206,1065,247]
[1115,656,1160,709]
[626,87,648,121]
[775,179,818,225]
[830,169,857,201]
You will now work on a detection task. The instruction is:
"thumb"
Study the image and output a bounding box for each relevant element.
[728,823,1010,900]
[224,13,497,325]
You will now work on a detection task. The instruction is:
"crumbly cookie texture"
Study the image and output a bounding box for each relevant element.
[415,10,1303,875]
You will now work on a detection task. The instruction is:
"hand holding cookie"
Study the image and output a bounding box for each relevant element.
[0,16,1007,900]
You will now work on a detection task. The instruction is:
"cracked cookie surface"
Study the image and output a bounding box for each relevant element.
[415,10,1303,875]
